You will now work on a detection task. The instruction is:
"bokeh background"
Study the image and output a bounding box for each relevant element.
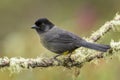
[0,0,120,80]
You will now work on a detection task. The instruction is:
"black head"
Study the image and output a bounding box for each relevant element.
[32,18,54,33]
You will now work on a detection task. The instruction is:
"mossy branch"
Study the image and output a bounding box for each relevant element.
[0,13,120,73]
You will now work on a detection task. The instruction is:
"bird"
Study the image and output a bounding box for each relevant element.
[31,18,110,56]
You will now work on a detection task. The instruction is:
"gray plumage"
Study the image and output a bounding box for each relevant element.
[32,18,110,54]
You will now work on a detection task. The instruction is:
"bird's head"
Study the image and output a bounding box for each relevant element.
[32,18,54,33]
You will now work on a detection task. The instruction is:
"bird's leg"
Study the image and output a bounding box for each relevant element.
[53,53,73,64]
[54,54,61,59]
[53,54,62,62]
[68,53,72,58]
[67,53,73,62]
[63,53,74,67]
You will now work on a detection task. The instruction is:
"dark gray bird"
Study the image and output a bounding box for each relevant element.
[32,18,110,55]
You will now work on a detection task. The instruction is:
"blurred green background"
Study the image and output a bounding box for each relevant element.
[0,0,120,80]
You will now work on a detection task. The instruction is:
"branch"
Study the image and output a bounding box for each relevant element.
[0,13,120,73]
[89,13,120,42]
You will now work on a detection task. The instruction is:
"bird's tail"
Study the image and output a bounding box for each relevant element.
[79,41,110,52]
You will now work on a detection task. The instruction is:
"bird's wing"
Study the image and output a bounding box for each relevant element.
[47,32,78,44]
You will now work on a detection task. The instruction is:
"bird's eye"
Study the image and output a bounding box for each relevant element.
[40,25,45,30]
[41,23,45,26]
[39,23,46,31]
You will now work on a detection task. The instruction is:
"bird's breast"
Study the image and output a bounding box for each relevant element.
[40,37,55,52]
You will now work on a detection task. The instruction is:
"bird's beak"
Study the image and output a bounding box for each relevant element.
[31,25,39,29]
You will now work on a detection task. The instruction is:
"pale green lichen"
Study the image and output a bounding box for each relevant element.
[8,57,45,73]
[110,40,120,58]
[110,40,120,50]
[89,13,120,42]
[72,47,99,64]
[114,13,120,20]
[8,57,27,73]
[89,21,112,41]
[0,57,9,65]
[90,58,99,65]
[0,57,9,72]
